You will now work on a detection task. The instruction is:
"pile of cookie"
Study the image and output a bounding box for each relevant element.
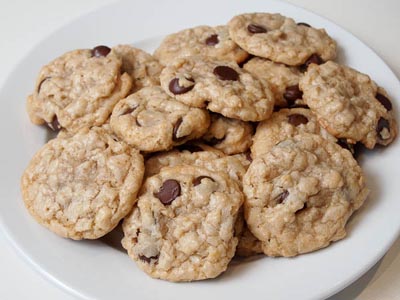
[21,12,397,282]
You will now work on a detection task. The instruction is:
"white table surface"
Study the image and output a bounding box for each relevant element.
[1,0,399,299]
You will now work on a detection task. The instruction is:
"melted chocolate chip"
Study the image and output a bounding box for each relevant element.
[120,105,138,116]
[300,54,324,71]
[205,34,219,46]
[37,77,51,93]
[284,85,303,106]
[376,117,390,140]
[138,254,159,263]
[274,190,289,205]
[213,66,239,81]
[155,179,181,205]
[169,77,195,95]
[297,22,311,27]
[176,144,203,153]
[247,23,267,34]
[376,93,392,111]
[192,176,215,186]
[287,114,308,126]
[47,116,62,132]
[91,45,111,57]
[172,117,188,142]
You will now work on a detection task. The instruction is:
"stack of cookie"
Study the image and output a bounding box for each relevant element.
[21,12,397,282]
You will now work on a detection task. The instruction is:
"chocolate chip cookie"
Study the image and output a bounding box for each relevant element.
[243,133,369,257]
[110,86,210,152]
[160,55,275,121]
[202,113,254,154]
[26,46,132,133]
[21,126,144,240]
[154,25,249,66]
[251,108,336,158]
[228,13,336,66]
[113,44,163,93]
[299,61,397,148]
[122,165,243,281]
[243,57,304,108]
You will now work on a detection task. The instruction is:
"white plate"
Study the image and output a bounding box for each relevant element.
[1,0,399,299]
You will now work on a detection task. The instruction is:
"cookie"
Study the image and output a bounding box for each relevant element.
[160,55,274,121]
[251,108,336,158]
[202,113,254,155]
[122,165,243,281]
[20,126,144,240]
[243,57,304,108]
[243,133,369,257]
[26,46,132,133]
[113,44,163,93]
[228,13,336,66]
[110,86,210,152]
[154,25,249,66]
[299,61,397,148]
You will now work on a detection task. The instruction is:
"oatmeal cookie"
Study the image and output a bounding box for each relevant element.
[26,46,132,133]
[228,13,336,66]
[110,86,210,152]
[21,126,144,240]
[299,61,397,148]
[243,133,369,257]
[122,165,243,281]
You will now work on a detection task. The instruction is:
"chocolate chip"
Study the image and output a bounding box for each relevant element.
[297,22,311,27]
[155,179,181,205]
[287,114,308,126]
[47,116,62,132]
[376,93,392,111]
[213,66,239,81]
[274,190,289,205]
[91,45,111,57]
[172,117,188,142]
[169,77,195,95]
[205,34,219,46]
[120,105,138,116]
[376,117,390,140]
[176,144,203,153]
[192,176,215,186]
[37,77,51,93]
[284,85,303,106]
[138,254,159,263]
[247,23,267,34]
[301,54,324,71]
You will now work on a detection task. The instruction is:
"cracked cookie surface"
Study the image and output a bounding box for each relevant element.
[21,126,144,239]
[243,133,369,257]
